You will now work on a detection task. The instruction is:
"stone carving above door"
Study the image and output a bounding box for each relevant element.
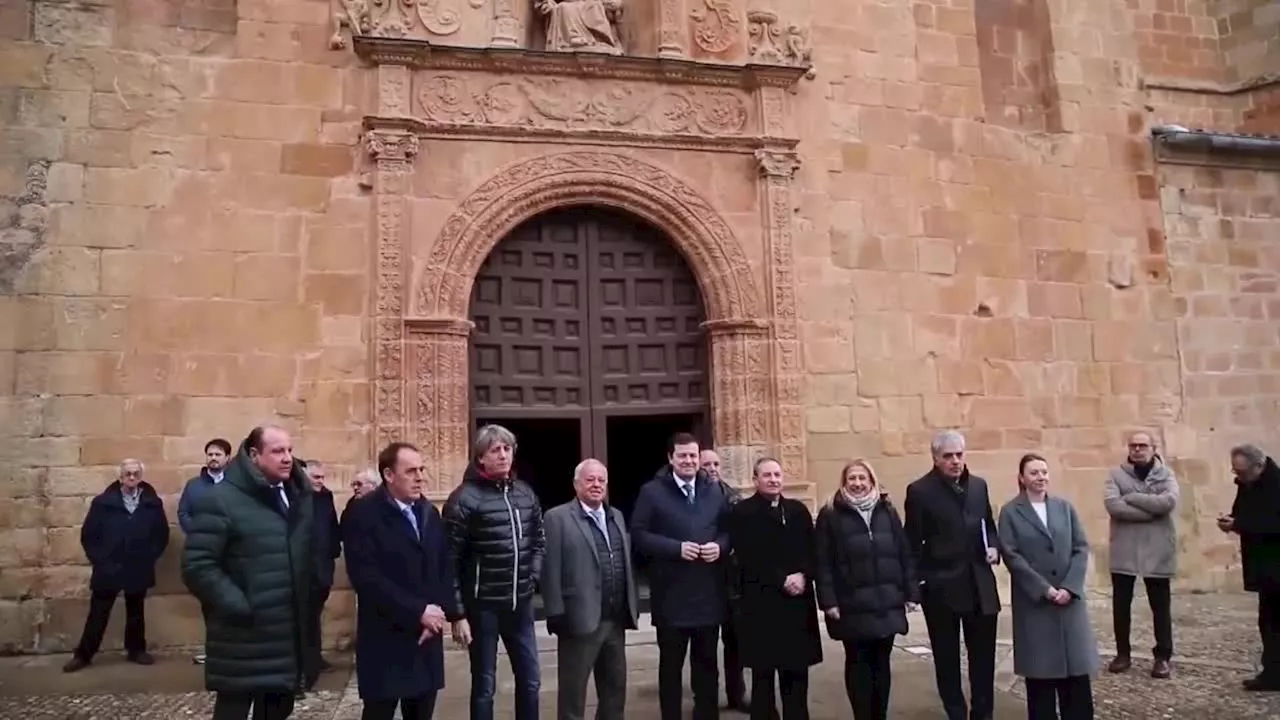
[746,10,814,78]
[690,0,742,57]
[416,73,752,136]
[538,0,624,54]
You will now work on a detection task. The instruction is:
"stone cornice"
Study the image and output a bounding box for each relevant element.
[361,115,801,154]
[1144,72,1280,96]
[351,36,812,91]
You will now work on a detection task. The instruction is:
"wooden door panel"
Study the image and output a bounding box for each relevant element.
[587,214,707,411]
[469,216,589,410]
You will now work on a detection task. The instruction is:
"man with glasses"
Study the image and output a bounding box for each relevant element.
[1104,430,1180,679]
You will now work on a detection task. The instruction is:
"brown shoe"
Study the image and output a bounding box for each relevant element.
[1151,658,1172,679]
[1107,655,1132,673]
[62,656,89,673]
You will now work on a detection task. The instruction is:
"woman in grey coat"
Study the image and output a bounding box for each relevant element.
[998,453,1100,720]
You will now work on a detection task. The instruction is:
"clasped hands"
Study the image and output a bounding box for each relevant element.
[416,604,447,645]
[679,541,721,562]
[1044,587,1072,606]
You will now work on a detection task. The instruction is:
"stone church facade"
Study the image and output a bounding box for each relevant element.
[0,0,1277,652]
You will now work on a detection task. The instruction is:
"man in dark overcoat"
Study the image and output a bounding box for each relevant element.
[701,448,749,712]
[182,425,317,720]
[345,442,457,720]
[631,432,733,720]
[63,459,170,672]
[903,430,1002,720]
[1221,443,1280,692]
[727,457,822,720]
[302,459,342,675]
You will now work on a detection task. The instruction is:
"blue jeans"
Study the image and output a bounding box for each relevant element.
[468,599,540,720]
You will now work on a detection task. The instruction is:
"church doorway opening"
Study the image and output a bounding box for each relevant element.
[468,207,711,616]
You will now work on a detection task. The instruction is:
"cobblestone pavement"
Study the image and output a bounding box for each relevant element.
[1,592,1278,719]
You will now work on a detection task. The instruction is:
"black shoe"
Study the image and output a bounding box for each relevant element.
[127,651,155,665]
[62,656,89,673]
[1244,674,1280,692]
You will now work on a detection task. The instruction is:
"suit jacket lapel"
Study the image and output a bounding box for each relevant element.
[571,506,602,566]
[610,506,630,561]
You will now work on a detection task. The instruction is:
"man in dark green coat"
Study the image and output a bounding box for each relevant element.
[182,424,317,720]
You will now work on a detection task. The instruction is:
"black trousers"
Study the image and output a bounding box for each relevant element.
[657,624,720,720]
[922,603,997,720]
[1024,675,1094,720]
[1111,573,1173,660]
[74,589,146,660]
[722,616,745,700]
[1259,591,1280,678]
[308,586,331,662]
[843,637,894,720]
[749,667,808,720]
[211,692,296,720]
[361,693,438,720]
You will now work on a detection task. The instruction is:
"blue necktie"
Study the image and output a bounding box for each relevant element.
[402,505,420,539]
[682,482,695,506]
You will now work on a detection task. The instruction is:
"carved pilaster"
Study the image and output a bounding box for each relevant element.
[491,0,522,47]
[758,85,788,138]
[704,318,770,449]
[367,129,421,452]
[658,0,687,59]
[406,317,474,494]
[754,148,805,478]
[377,64,412,117]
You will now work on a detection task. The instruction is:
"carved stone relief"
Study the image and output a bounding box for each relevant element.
[416,74,752,135]
[690,0,742,56]
[330,0,486,48]
[747,10,814,78]
[538,0,624,53]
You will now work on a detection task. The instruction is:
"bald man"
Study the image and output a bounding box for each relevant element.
[541,459,640,720]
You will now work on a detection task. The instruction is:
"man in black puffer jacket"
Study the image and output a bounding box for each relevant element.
[443,424,545,720]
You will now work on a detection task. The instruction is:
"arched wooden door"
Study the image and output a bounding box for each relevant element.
[468,207,710,509]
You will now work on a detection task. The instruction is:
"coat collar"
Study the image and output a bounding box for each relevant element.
[372,485,429,551]
[98,480,161,509]
[1010,492,1056,539]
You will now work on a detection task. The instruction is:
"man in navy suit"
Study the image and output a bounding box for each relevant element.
[631,433,732,720]
[344,442,458,720]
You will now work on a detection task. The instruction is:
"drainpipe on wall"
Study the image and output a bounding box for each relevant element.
[1151,125,1280,158]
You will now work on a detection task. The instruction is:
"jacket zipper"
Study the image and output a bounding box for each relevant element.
[474,559,480,597]
[503,484,520,610]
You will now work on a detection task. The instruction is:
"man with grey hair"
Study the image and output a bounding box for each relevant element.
[63,459,171,673]
[541,458,639,720]
[904,430,1001,720]
[341,468,382,540]
[1104,430,1179,679]
[443,424,545,720]
[1220,443,1280,691]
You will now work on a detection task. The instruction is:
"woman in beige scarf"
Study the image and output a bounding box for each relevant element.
[814,460,918,720]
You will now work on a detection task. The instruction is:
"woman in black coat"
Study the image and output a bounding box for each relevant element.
[814,459,917,720]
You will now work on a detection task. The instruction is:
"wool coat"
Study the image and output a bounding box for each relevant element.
[728,493,823,670]
[998,493,1100,680]
[81,481,170,595]
[1231,457,1280,593]
[1104,461,1179,578]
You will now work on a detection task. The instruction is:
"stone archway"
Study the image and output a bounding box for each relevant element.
[396,151,778,495]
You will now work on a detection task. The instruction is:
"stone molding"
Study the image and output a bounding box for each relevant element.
[358,40,811,503]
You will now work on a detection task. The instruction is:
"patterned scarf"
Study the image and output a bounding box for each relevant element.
[840,485,879,514]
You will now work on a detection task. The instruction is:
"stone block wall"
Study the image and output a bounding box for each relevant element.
[1,0,1279,652]
[0,0,367,654]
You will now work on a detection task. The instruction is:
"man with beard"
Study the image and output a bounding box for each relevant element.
[904,430,1001,720]
[1104,430,1179,679]
[178,438,232,666]
[700,448,748,712]
[183,425,317,720]
[1219,444,1280,692]
[443,424,545,720]
[632,433,732,720]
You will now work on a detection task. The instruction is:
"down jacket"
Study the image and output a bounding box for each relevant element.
[443,464,545,615]
[181,444,317,694]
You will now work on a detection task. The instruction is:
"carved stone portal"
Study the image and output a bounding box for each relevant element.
[358,37,812,502]
[539,0,624,54]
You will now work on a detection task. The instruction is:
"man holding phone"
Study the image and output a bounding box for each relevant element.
[631,433,733,720]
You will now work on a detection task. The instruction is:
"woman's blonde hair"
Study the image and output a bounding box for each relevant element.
[840,458,879,488]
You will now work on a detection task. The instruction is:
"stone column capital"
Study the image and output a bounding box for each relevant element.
[365,129,421,163]
[754,148,800,178]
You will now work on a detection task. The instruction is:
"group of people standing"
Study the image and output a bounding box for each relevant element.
[55,420,1280,720]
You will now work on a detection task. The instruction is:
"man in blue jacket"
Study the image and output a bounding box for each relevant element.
[177,437,232,665]
[631,433,732,720]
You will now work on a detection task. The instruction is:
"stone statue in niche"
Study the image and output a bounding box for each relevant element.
[537,0,624,54]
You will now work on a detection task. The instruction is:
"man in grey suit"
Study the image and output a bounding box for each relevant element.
[541,459,640,720]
